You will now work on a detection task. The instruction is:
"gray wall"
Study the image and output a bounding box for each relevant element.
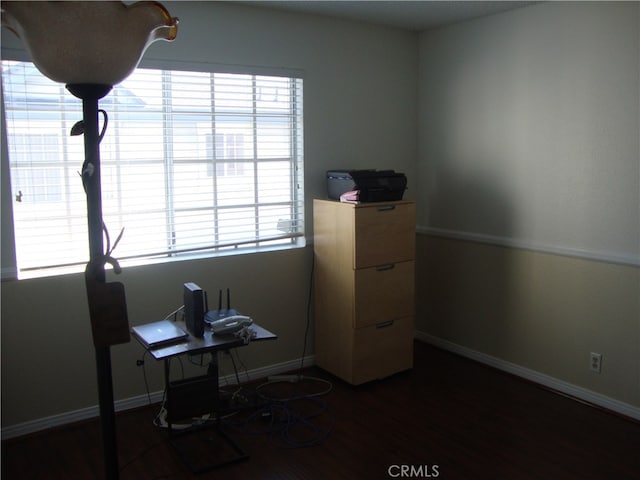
[416,2,639,409]
[418,1,639,263]
[0,2,418,428]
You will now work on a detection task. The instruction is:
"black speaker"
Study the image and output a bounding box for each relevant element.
[183,282,205,337]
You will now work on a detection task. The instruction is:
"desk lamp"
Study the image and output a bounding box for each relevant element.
[1,2,178,478]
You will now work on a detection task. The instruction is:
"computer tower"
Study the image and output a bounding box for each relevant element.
[183,282,205,337]
[167,374,218,423]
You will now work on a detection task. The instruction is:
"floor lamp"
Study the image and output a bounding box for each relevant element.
[2,3,178,479]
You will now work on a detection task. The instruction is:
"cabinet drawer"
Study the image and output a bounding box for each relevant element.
[353,261,414,328]
[352,316,414,385]
[353,202,415,268]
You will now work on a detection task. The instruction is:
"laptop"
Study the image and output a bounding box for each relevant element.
[132,320,189,349]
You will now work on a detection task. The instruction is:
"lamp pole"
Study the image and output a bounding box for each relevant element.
[66,83,119,480]
[2,4,178,479]
[2,5,178,478]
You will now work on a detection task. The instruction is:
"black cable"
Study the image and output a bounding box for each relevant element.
[188,353,204,367]
[256,251,333,402]
[153,387,168,428]
[299,252,314,373]
[167,356,185,381]
[232,348,251,383]
[139,350,153,409]
[224,396,333,449]
[97,109,108,143]
[229,349,242,385]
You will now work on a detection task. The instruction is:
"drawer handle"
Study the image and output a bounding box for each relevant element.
[376,263,395,271]
[376,320,395,329]
[377,205,396,212]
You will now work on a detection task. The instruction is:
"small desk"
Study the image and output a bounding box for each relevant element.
[133,320,277,472]
[144,322,276,361]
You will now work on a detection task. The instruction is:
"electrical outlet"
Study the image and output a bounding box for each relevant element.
[590,352,602,373]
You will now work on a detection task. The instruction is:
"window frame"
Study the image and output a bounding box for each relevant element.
[1,59,306,280]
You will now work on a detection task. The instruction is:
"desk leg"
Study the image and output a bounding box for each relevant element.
[164,358,172,437]
[164,350,248,472]
[208,351,219,413]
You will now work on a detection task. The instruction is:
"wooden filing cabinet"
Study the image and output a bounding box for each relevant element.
[313,199,416,385]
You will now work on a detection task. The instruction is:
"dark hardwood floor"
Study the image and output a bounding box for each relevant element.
[3,341,639,479]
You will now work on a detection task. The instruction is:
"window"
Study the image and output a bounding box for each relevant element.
[2,61,304,278]
[11,133,63,203]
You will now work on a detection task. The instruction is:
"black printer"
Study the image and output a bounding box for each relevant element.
[326,169,407,202]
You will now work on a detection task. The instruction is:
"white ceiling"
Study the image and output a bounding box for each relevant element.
[243,1,537,32]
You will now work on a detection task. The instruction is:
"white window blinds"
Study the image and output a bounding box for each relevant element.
[2,61,305,278]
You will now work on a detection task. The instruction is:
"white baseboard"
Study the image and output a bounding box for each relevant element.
[1,354,316,441]
[5,337,638,440]
[415,331,640,422]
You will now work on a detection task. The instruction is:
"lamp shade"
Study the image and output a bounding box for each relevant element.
[1,1,178,86]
